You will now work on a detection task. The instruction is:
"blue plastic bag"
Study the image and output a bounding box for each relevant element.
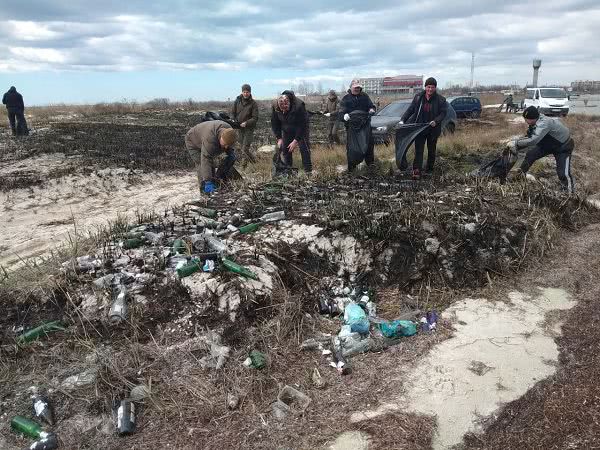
[378,320,417,338]
[344,303,370,335]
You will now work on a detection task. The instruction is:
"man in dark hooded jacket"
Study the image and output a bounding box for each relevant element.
[2,86,28,136]
[339,79,376,171]
[400,77,447,179]
[231,83,259,161]
[271,90,312,173]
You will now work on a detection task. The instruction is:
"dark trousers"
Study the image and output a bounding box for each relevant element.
[275,134,312,173]
[8,110,28,136]
[520,140,575,193]
[401,130,438,171]
[327,119,340,145]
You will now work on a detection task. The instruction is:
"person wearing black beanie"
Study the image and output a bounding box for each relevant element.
[399,76,447,179]
[511,107,575,192]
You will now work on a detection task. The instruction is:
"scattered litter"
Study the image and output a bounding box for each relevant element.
[130,385,151,402]
[272,385,311,420]
[244,350,266,369]
[114,399,136,435]
[10,416,58,450]
[312,368,327,389]
[344,303,370,335]
[60,368,98,390]
[30,389,54,426]
[17,321,66,344]
[378,320,417,338]
[199,330,230,370]
[227,393,240,410]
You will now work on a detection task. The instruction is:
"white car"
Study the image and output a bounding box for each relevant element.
[523,88,569,117]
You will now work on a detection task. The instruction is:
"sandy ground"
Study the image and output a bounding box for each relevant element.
[0,154,198,268]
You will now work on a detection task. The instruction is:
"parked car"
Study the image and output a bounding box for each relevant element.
[371,100,457,144]
[522,87,569,116]
[447,96,482,118]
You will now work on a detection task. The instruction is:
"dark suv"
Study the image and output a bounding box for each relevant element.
[447,96,482,118]
[371,100,457,144]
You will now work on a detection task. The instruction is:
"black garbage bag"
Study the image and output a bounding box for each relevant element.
[346,110,371,166]
[272,146,299,177]
[394,123,430,170]
[471,150,518,184]
[200,111,240,129]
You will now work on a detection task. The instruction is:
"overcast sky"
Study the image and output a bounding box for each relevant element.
[0,0,598,105]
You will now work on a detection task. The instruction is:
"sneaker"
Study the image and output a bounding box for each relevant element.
[412,168,421,180]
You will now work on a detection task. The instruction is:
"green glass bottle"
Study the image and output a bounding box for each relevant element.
[172,239,187,254]
[122,238,144,249]
[238,223,262,234]
[11,416,42,438]
[176,259,202,278]
[194,207,217,218]
[17,321,65,344]
[221,258,258,280]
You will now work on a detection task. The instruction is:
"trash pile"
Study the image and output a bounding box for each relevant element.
[302,281,438,376]
[5,174,596,447]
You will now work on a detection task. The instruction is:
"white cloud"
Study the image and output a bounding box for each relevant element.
[10,46,67,63]
[0,2,598,87]
[7,20,60,40]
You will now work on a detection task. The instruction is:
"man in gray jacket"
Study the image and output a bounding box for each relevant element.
[185,121,237,192]
[513,106,574,193]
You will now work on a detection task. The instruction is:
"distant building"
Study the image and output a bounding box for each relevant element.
[571,80,600,92]
[358,75,423,95]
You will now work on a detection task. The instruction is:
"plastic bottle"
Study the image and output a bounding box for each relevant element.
[221,258,258,280]
[32,392,54,426]
[176,259,202,278]
[260,211,285,222]
[238,223,262,234]
[115,399,136,435]
[17,321,65,344]
[108,285,128,324]
[205,235,227,253]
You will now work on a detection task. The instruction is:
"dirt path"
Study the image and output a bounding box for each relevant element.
[1,155,198,268]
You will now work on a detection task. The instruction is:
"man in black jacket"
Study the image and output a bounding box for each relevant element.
[2,86,28,136]
[271,90,312,173]
[400,77,447,179]
[339,79,376,171]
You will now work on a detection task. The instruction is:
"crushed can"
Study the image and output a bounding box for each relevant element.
[115,399,136,435]
[32,393,54,426]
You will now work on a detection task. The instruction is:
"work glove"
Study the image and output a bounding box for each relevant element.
[324,113,331,117]
[368,109,376,115]
[343,113,350,121]
[398,120,404,125]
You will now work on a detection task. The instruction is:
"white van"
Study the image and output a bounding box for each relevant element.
[523,87,569,116]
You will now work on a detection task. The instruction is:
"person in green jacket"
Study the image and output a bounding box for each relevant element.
[231,83,259,162]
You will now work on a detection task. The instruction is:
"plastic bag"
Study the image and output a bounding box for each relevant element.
[378,320,417,338]
[344,303,370,335]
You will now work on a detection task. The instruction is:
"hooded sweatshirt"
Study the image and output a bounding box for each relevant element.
[2,87,24,112]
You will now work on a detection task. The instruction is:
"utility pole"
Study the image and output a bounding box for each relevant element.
[470,52,475,89]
